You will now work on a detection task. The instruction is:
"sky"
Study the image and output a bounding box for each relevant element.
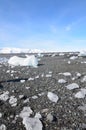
[0,0,86,51]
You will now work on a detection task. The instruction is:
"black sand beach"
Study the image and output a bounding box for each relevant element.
[0,52,86,130]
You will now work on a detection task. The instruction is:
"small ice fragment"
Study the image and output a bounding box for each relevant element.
[0,113,2,118]
[9,96,17,107]
[23,98,29,103]
[20,107,33,118]
[81,76,86,82]
[75,89,86,98]
[46,74,52,78]
[35,75,39,79]
[28,77,34,81]
[68,61,71,64]
[20,80,25,83]
[58,79,67,84]
[23,117,42,130]
[65,83,79,90]
[35,112,42,119]
[32,95,38,99]
[0,91,9,101]
[70,56,77,60]
[47,113,53,122]
[19,95,24,99]
[63,72,71,76]
[47,92,59,103]
[0,124,6,130]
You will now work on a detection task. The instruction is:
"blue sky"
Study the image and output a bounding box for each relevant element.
[0,0,86,51]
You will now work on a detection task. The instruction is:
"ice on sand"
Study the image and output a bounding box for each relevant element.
[65,83,79,90]
[8,55,38,67]
[20,107,42,130]
[75,89,86,98]
[47,92,59,103]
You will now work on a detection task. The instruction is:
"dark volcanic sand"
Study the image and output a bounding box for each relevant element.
[0,52,86,130]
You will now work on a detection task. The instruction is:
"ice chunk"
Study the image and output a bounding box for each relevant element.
[47,113,53,122]
[59,53,64,56]
[76,72,81,77]
[63,72,71,76]
[47,92,59,103]
[23,98,29,103]
[32,95,38,99]
[0,91,9,101]
[59,72,71,76]
[8,55,38,68]
[75,89,86,98]
[35,112,42,119]
[28,77,34,81]
[46,74,52,77]
[19,95,24,99]
[9,96,17,107]
[78,104,86,112]
[65,83,79,90]
[35,75,39,79]
[0,113,2,118]
[81,76,86,82]
[20,107,33,118]
[0,124,6,130]
[68,61,71,64]
[23,117,42,130]
[58,79,67,84]
[70,56,77,60]
[20,107,42,130]
[78,50,86,57]
[20,80,25,83]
